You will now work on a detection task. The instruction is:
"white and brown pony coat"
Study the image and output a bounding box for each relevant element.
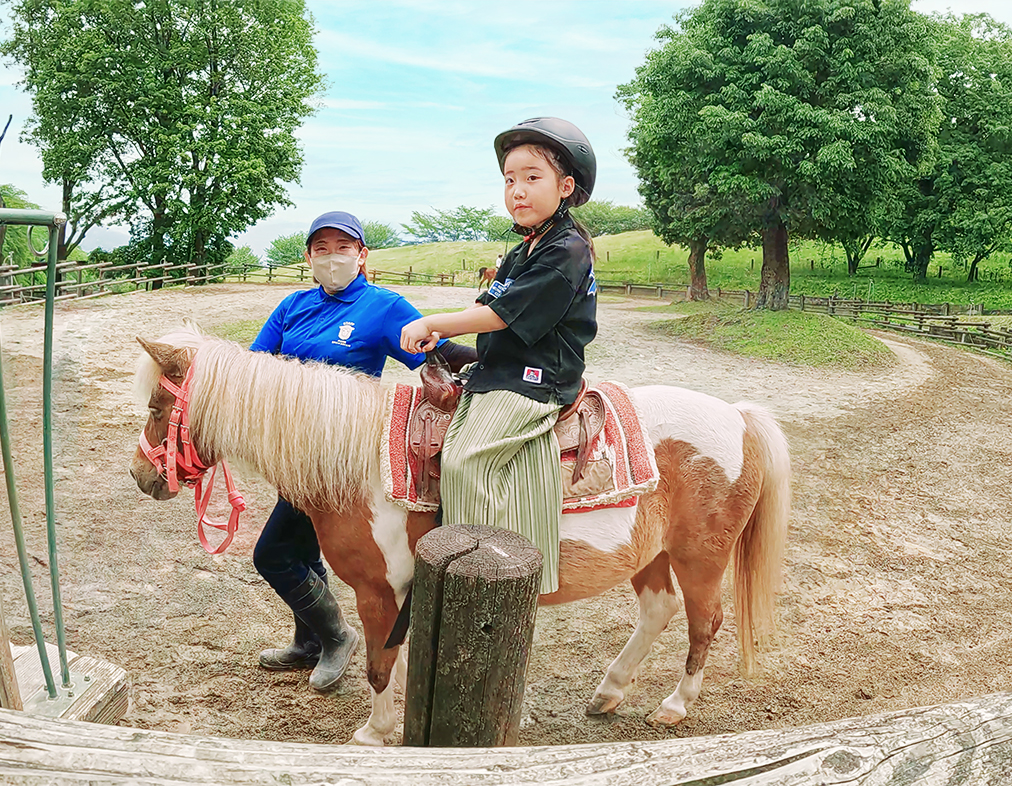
[131,326,790,745]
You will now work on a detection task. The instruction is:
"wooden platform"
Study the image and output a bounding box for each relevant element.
[1,692,1012,784]
[9,642,128,724]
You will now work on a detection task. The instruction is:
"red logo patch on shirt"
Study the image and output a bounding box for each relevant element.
[523,366,543,384]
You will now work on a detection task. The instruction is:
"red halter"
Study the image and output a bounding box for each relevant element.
[138,365,246,554]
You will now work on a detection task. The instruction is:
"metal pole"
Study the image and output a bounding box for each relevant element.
[42,223,70,688]
[0,326,57,698]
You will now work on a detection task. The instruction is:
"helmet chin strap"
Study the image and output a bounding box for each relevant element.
[512,199,570,242]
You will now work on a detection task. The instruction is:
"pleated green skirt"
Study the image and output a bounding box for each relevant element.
[441,389,562,594]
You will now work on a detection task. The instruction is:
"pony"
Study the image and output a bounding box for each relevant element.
[129,325,790,746]
[476,266,496,292]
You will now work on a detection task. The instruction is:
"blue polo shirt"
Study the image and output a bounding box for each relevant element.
[250,275,427,377]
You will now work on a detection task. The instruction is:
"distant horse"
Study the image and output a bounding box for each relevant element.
[476,266,496,291]
[130,325,790,746]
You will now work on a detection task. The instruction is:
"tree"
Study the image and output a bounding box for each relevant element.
[619,0,940,309]
[265,232,305,268]
[0,184,42,269]
[402,206,510,243]
[886,14,1012,283]
[570,200,651,237]
[224,244,259,274]
[362,221,401,249]
[2,0,323,275]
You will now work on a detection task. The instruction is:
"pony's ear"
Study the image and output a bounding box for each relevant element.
[136,337,190,378]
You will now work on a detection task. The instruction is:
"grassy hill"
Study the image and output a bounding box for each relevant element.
[367,231,1012,310]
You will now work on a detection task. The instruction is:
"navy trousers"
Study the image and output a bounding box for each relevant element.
[252,496,327,597]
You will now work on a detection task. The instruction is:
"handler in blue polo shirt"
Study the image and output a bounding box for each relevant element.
[250,210,474,693]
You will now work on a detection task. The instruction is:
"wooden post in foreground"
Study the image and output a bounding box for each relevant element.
[404,525,542,747]
[0,589,22,710]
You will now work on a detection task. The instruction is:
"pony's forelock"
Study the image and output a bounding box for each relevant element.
[131,324,206,408]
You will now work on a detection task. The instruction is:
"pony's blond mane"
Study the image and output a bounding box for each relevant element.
[136,324,386,512]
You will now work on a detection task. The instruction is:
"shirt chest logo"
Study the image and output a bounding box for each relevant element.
[488,278,513,299]
[331,321,356,347]
[523,366,543,384]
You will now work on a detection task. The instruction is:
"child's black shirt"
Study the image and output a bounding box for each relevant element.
[468,215,597,405]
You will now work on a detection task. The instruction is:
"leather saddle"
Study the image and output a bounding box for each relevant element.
[407,351,605,504]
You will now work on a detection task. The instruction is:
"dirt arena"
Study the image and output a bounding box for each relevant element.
[1,282,1010,747]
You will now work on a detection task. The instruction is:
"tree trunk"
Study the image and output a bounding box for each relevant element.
[756,221,790,311]
[193,229,206,282]
[844,236,873,276]
[151,196,168,291]
[687,239,709,301]
[58,178,73,263]
[910,236,933,283]
[967,254,985,283]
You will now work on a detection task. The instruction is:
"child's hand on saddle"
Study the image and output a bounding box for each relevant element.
[401,319,440,353]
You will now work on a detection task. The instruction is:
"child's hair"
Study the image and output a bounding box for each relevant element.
[505,141,596,260]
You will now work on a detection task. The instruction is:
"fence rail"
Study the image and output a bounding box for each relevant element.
[2,254,1010,359]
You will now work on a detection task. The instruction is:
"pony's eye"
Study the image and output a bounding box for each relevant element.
[148,407,162,418]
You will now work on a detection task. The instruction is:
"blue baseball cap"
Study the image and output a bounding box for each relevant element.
[306,211,365,246]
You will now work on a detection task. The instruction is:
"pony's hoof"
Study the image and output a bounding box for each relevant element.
[586,691,622,716]
[646,704,687,727]
[347,727,386,747]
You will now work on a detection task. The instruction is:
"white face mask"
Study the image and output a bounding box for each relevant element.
[311,252,362,294]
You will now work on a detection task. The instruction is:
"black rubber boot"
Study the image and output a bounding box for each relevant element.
[286,572,360,692]
[258,612,321,671]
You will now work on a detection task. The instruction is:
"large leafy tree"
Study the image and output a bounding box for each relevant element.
[2,0,323,274]
[570,200,651,238]
[884,14,1012,282]
[619,0,940,309]
[402,206,509,243]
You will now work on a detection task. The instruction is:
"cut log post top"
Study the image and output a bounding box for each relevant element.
[404,525,542,749]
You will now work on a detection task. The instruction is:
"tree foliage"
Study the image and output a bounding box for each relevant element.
[2,0,323,273]
[265,232,305,268]
[401,206,510,243]
[883,14,1012,282]
[0,184,42,268]
[570,200,651,237]
[362,221,401,249]
[619,0,940,308]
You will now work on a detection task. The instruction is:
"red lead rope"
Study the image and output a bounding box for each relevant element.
[138,367,246,554]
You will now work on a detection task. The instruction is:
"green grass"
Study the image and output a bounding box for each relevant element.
[209,320,262,345]
[361,231,1012,311]
[647,300,894,369]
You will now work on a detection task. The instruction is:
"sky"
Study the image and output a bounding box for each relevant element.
[1,0,1011,257]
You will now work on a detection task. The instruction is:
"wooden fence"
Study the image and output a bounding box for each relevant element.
[692,289,1012,358]
[0,258,232,306]
[2,258,1010,359]
[4,691,1012,783]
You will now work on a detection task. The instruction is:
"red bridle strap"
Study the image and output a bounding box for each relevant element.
[138,367,246,555]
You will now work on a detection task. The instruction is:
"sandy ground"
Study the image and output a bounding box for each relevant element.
[1,282,1011,748]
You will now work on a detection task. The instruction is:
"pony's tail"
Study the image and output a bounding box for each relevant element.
[732,403,791,676]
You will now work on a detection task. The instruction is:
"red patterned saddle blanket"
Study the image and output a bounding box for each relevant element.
[381,377,658,514]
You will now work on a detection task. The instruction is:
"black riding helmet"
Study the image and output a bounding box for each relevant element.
[494,117,596,207]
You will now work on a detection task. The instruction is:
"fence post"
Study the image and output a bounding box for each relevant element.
[799,294,805,311]
[0,590,22,711]
[810,260,814,271]
[943,303,950,316]
[750,258,754,270]
[744,290,751,308]
[404,525,541,747]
